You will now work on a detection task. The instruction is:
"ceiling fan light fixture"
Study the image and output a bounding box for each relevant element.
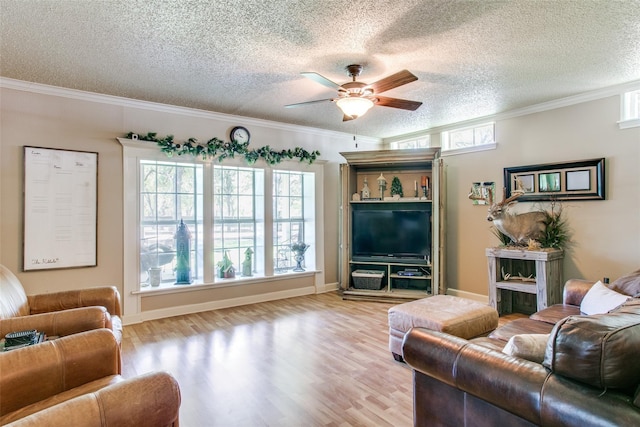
[336,97,374,119]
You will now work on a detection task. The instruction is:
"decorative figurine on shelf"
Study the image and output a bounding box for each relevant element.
[174,219,193,284]
[217,251,235,278]
[361,177,371,199]
[390,176,404,198]
[377,173,387,199]
[140,241,175,286]
[242,248,253,277]
[291,241,310,272]
[148,267,162,287]
[420,175,429,200]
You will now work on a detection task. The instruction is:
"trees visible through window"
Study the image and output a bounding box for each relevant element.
[389,136,431,150]
[138,159,314,289]
[139,160,203,285]
[213,165,264,277]
[273,170,314,272]
[442,122,495,152]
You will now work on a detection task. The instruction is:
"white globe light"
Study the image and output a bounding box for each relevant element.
[336,97,374,118]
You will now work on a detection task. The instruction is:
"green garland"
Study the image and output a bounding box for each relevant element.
[126,132,320,165]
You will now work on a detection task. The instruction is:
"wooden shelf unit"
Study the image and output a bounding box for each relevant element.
[486,247,564,314]
[339,148,444,302]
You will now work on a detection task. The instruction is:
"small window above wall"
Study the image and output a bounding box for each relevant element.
[442,122,496,155]
[619,89,640,129]
[389,135,431,150]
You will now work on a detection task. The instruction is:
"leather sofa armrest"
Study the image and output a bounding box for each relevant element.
[0,329,120,417]
[6,371,181,427]
[540,372,640,426]
[28,286,122,317]
[0,306,111,338]
[562,279,596,306]
[403,327,550,425]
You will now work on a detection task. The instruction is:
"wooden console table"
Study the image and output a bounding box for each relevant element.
[486,247,564,314]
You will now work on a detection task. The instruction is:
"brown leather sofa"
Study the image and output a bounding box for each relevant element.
[0,329,181,426]
[402,270,640,427]
[0,264,123,345]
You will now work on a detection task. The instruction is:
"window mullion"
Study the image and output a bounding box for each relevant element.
[264,168,274,276]
[203,163,214,282]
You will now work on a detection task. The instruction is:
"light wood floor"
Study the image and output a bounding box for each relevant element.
[121,292,414,427]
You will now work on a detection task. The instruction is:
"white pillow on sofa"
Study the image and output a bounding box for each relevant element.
[502,334,550,363]
[580,280,630,315]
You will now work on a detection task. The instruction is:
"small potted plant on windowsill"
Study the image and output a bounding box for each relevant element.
[216,251,235,278]
[290,241,310,272]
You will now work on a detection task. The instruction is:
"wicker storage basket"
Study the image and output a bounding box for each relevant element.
[352,270,385,290]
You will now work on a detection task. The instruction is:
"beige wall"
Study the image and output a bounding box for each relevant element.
[0,84,380,314]
[1,89,125,294]
[445,95,640,296]
[2,82,639,313]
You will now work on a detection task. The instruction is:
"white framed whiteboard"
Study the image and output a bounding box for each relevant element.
[23,146,98,271]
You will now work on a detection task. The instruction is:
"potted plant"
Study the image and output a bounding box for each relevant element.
[216,251,235,278]
[290,242,310,272]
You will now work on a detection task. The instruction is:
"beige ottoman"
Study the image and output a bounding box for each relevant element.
[388,295,498,361]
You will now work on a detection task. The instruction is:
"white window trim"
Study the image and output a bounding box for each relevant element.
[118,138,325,322]
[389,135,432,150]
[619,118,640,129]
[619,89,640,129]
[272,170,316,273]
[212,164,266,278]
[440,142,497,156]
[441,122,496,154]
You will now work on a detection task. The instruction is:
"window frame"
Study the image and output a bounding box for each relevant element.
[441,122,496,155]
[389,135,431,150]
[212,164,265,278]
[619,89,640,129]
[139,159,204,287]
[119,138,325,319]
[272,169,315,272]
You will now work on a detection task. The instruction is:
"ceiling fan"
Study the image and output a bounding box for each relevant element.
[285,64,422,121]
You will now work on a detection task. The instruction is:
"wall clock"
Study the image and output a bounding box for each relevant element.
[230,126,250,144]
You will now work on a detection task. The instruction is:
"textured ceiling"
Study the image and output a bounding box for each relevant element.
[2,0,640,138]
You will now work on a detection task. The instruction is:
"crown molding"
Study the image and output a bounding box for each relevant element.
[3,76,636,145]
[0,77,381,145]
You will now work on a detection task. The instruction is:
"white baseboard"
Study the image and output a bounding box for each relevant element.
[317,281,339,293]
[445,288,489,304]
[122,285,317,325]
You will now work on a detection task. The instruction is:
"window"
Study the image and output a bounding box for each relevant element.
[213,165,265,277]
[442,122,496,154]
[134,155,316,290]
[389,136,431,150]
[620,89,640,129]
[139,160,203,285]
[273,170,315,272]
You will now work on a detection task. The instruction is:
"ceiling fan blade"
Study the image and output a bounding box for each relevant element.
[369,70,418,94]
[285,98,335,108]
[301,72,341,90]
[375,96,422,111]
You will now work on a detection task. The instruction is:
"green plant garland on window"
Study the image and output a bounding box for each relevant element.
[126,132,320,165]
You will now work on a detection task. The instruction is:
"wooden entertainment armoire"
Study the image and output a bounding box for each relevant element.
[339,149,444,302]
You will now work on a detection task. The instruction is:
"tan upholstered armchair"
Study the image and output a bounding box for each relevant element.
[0,329,181,426]
[0,264,123,345]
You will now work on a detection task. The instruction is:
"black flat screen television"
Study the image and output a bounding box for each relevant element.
[352,207,431,263]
